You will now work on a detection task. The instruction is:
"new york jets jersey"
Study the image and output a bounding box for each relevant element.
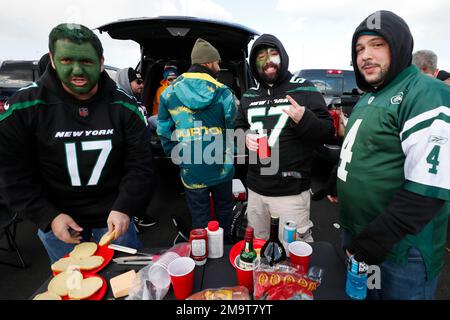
[337,65,450,277]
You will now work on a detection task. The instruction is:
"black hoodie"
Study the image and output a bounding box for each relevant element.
[351,10,414,92]
[0,65,154,230]
[235,34,334,196]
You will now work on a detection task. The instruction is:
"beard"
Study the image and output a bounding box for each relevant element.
[360,62,389,87]
[258,61,280,84]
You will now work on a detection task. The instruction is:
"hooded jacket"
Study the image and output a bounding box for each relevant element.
[157,64,236,189]
[0,65,154,230]
[338,11,450,277]
[116,68,149,128]
[351,10,414,92]
[235,34,334,196]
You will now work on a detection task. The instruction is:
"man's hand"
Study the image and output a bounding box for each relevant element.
[107,210,130,239]
[51,213,83,244]
[283,95,306,124]
[246,133,260,152]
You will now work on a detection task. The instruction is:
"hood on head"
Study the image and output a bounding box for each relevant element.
[115,68,133,96]
[249,34,290,87]
[351,10,414,92]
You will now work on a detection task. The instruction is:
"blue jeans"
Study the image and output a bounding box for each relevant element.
[341,228,439,300]
[38,221,142,263]
[184,180,233,240]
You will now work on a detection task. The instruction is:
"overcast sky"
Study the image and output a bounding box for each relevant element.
[1,0,449,72]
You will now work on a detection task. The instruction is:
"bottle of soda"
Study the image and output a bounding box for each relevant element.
[345,255,368,300]
[239,227,257,270]
[261,216,286,266]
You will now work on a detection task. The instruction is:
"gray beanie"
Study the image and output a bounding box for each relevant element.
[191,38,221,65]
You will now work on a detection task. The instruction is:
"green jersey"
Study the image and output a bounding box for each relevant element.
[337,65,450,278]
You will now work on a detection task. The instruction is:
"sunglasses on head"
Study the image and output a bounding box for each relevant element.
[136,79,143,85]
[167,77,176,82]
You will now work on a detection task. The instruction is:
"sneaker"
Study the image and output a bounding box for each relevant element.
[136,217,157,227]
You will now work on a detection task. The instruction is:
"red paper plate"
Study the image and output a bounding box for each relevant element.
[53,244,114,276]
[229,238,266,268]
[61,274,107,300]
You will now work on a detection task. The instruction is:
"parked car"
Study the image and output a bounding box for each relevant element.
[0,60,39,112]
[296,69,362,116]
[98,16,259,160]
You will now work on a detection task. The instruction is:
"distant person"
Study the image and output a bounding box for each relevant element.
[412,50,439,77]
[157,38,236,243]
[334,10,450,300]
[116,68,157,228]
[37,53,50,79]
[437,70,450,85]
[149,64,179,130]
[0,23,154,263]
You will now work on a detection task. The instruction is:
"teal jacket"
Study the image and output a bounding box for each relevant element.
[157,71,236,189]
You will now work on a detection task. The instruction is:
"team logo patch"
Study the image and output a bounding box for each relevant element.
[78,107,89,118]
[3,102,9,111]
[429,135,448,145]
[368,96,375,104]
[390,92,404,105]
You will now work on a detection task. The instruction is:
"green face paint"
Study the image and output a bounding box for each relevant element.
[52,39,102,96]
[255,47,281,73]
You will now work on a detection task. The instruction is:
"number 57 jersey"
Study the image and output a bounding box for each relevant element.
[0,69,154,230]
[235,74,334,197]
[337,66,450,275]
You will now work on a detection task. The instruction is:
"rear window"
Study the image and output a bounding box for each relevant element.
[298,70,342,96]
[0,62,37,88]
[343,71,358,95]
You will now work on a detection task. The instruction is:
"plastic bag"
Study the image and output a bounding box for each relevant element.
[253,262,322,300]
[126,243,191,300]
[186,286,251,300]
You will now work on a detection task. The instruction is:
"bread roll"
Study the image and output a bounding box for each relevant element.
[70,242,98,259]
[51,257,81,273]
[48,270,83,296]
[33,291,62,300]
[99,230,116,247]
[68,277,103,300]
[78,255,104,270]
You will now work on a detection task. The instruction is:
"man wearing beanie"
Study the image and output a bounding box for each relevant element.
[157,38,236,243]
[0,23,154,263]
[334,11,450,299]
[235,34,334,246]
[152,64,179,120]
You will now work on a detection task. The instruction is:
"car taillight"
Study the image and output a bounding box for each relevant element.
[326,70,344,75]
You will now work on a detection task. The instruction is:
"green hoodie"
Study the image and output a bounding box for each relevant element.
[157,70,236,189]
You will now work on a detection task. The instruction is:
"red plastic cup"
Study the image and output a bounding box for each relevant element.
[168,257,196,300]
[288,241,313,273]
[257,134,270,159]
[234,255,260,293]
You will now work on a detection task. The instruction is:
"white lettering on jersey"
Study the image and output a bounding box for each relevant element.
[54,129,115,138]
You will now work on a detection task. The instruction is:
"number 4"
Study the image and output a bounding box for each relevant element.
[337,119,363,182]
[426,145,440,174]
[65,140,112,186]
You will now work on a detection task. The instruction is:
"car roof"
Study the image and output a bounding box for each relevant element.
[0,60,39,69]
[97,16,259,60]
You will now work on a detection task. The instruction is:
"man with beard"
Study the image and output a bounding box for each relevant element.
[335,11,450,299]
[157,38,236,244]
[235,34,334,245]
[0,23,154,263]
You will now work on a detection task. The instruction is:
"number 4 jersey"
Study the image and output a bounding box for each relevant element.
[337,65,450,277]
[0,68,154,230]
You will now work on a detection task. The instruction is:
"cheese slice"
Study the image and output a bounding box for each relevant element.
[110,270,137,298]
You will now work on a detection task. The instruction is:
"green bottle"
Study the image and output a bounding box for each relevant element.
[239,226,257,270]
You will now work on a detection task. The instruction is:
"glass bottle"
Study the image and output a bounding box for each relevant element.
[260,216,287,266]
[239,227,257,270]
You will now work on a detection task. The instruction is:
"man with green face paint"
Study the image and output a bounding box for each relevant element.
[235,34,334,246]
[0,23,155,263]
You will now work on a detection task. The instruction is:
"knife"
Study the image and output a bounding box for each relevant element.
[113,256,154,265]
